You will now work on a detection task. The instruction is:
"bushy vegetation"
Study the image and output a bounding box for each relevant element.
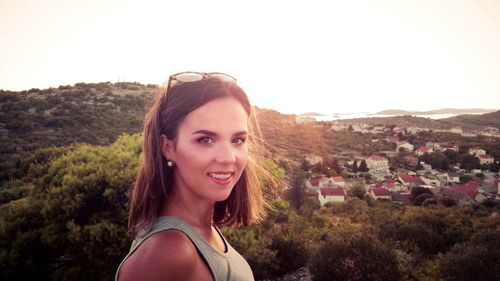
[0,83,499,280]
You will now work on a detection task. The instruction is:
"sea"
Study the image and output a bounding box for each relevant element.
[309,113,479,122]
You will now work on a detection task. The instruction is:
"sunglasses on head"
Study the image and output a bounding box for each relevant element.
[166,71,237,91]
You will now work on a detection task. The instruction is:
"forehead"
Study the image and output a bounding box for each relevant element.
[179,97,249,133]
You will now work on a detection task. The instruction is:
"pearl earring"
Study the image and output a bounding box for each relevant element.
[167,160,174,167]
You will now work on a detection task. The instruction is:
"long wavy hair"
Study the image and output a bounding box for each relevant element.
[128,76,266,237]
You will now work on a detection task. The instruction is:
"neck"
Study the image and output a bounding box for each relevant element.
[159,191,215,230]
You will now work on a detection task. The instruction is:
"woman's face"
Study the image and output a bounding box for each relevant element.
[162,97,249,203]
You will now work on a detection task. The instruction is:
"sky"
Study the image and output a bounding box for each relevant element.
[1,0,500,114]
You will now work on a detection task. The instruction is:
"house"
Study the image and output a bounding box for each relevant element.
[425,142,435,149]
[450,182,479,198]
[331,176,345,187]
[404,155,419,167]
[392,191,413,204]
[398,173,421,187]
[440,143,459,152]
[479,154,494,165]
[450,128,463,134]
[419,176,441,187]
[440,187,475,206]
[396,141,414,152]
[305,154,323,166]
[386,134,400,143]
[365,155,390,177]
[416,146,433,156]
[380,150,398,158]
[446,172,460,184]
[420,162,432,171]
[370,187,391,200]
[469,148,486,157]
[319,187,346,206]
[406,127,423,134]
[461,130,477,137]
[440,182,481,205]
[306,178,320,191]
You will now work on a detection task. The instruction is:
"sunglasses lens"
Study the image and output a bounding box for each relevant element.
[209,73,236,82]
[174,72,205,83]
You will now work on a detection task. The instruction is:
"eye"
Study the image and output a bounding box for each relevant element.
[233,137,247,145]
[197,136,214,144]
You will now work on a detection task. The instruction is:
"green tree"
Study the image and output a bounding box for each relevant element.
[348,183,366,200]
[309,233,401,281]
[438,229,500,281]
[289,171,307,210]
[352,160,358,176]
[358,160,369,173]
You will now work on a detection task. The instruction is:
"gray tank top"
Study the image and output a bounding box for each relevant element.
[115,216,254,281]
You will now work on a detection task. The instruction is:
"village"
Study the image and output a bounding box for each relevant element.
[287,120,500,207]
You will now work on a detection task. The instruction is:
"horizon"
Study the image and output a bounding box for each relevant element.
[2,80,500,116]
[1,0,500,114]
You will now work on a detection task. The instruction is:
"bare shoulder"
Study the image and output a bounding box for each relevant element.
[118,230,212,281]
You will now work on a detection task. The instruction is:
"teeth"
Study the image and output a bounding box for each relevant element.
[209,173,232,180]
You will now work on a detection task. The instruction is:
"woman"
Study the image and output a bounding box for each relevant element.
[116,72,265,281]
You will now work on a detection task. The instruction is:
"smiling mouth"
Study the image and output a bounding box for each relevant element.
[208,172,234,180]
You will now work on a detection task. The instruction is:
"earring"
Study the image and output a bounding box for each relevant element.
[167,160,174,167]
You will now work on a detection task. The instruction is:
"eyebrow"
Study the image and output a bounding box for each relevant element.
[192,130,248,137]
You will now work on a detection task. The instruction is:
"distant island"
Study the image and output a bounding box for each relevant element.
[374,108,497,115]
[300,112,326,116]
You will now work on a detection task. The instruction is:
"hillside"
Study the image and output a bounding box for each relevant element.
[0,82,155,182]
[443,110,500,130]
[332,111,500,131]
[333,115,453,130]
[376,108,497,115]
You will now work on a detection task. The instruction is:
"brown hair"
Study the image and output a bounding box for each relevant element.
[128,76,266,237]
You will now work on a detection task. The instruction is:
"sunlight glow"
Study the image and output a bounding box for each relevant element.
[1,0,500,114]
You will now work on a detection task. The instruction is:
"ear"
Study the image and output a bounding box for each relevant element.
[160,134,176,161]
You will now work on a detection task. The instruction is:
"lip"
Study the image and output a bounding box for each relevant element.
[207,172,234,185]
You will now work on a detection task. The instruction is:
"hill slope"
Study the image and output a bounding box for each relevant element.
[0,82,156,182]
[443,110,500,130]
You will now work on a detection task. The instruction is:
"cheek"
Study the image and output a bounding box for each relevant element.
[238,148,249,167]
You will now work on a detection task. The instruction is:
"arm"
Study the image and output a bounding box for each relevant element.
[118,230,213,281]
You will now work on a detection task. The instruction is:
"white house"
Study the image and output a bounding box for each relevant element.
[479,155,494,165]
[419,176,441,187]
[396,141,414,152]
[305,154,323,166]
[469,148,486,157]
[406,127,424,134]
[446,172,460,184]
[366,155,390,176]
[319,187,346,206]
[450,128,463,134]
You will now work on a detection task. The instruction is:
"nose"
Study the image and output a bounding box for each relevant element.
[215,142,236,164]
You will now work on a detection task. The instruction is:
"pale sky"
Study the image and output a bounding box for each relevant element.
[1,0,500,114]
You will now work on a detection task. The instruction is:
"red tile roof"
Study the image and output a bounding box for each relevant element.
[369,155,386,161]
[418,146,429,153]
[372,187,391,197]
[449,184,478,199]
[479,154,494,159]
[320,187,345,196]
[309,178,320,186]
[398,173,418,182]
[332,176,345,183]
[384,179,395,187]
